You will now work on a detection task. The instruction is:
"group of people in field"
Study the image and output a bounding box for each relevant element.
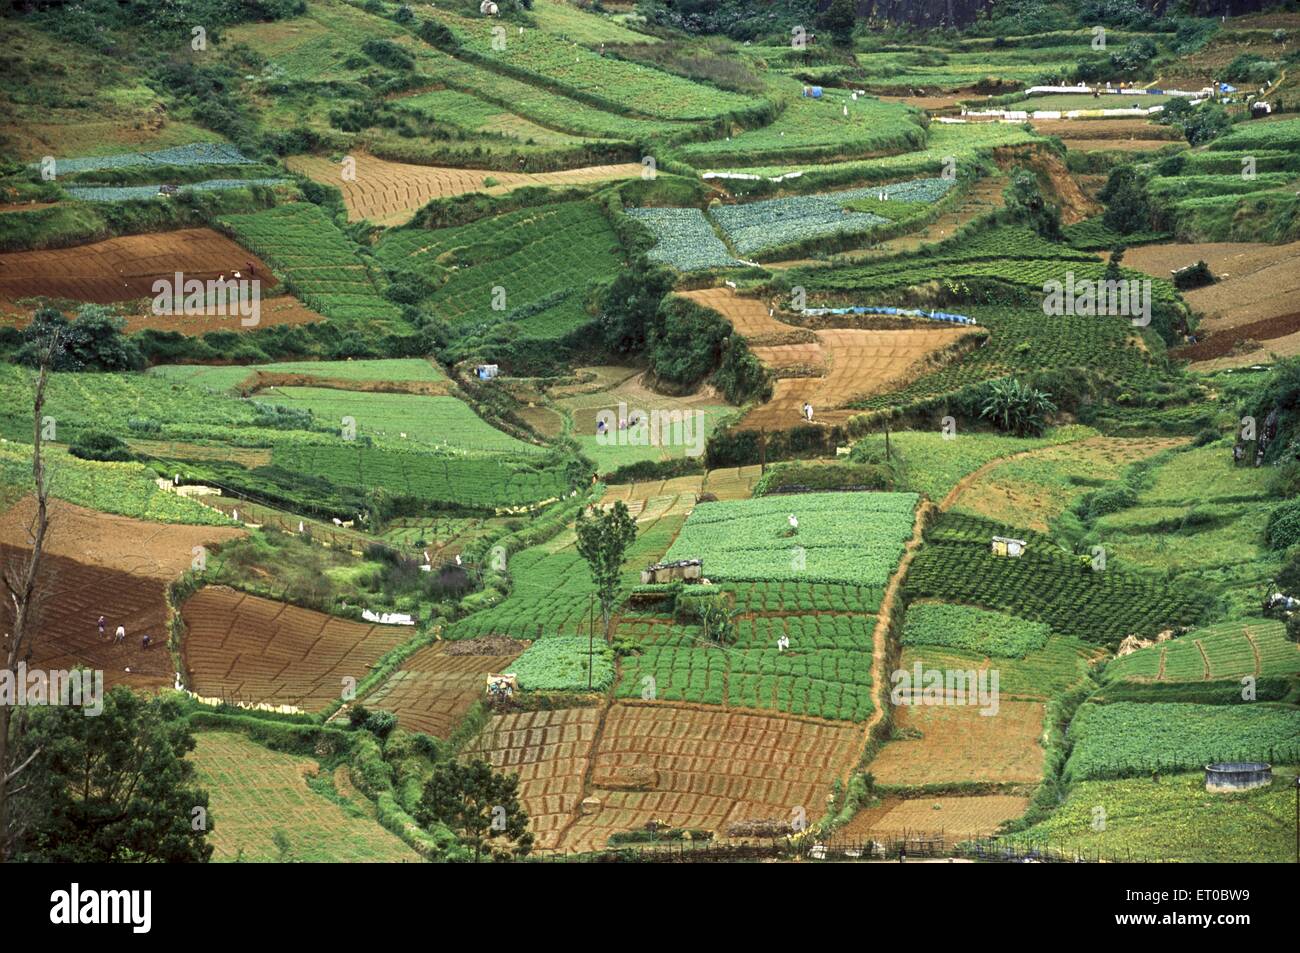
[97,615,152,652]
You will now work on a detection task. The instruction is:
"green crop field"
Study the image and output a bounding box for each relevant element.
[1006,770,1298,863]
[7,0,1300,867]
[905,513,1213,644]
[664,492,918,587]
[151,358,446,392]
[1064,702,1300,780]
[253,387,537,454]
[375,199,621,339]
[218,203,407,330]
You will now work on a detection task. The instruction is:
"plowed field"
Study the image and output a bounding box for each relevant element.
[558,703,861,853]
[285,153,642,227]
[363,640,524,739]
[465,707,602,851]
[0,228,279,307]
[840,794,1029,839]
[180,586,409,711]
[0,545,174,690]
[676,288,803,342]
[869,700,1046,786]
[742,326,972,430]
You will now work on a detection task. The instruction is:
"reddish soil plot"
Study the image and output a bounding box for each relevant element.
[741,326,973,430]
[0,545,175,691]
[840,794,1029,840]
[0,497,245,579]
[558,703,861,853]
[676,288,803,342]
[1125,241,1300,333]
[868,701,1046,786]
[362,641,524,739]
[1060,138,1176,153]
[180,586,409,711]
[1030,119,1181,142]
[465,707,602,852]
[0,293,325,335]
[0,228,280,310]
[749,341,827,374]
[285,153,642,227]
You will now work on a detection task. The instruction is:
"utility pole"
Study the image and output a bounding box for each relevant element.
[759,428,767,474]
[588,592,594,691]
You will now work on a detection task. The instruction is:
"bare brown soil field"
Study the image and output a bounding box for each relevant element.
[0,545,174,691]
[126,440,273,469]
[1188,326,1300,371]
[741,326,973,430]
[285,153,641,227]
[465,707,603,851]
[676,288,803,342]
[1125,241,1300,331]
[558,703,862,853]
[950,436,1190,530]
[516,404,565,438]
[0,496,245,579]
[877,94,971,111]
[1060,137,1178,153]
[0,228,280,308]
[1031,119,1183,141]
[191,731,419,862]
[869,701,1046,786]
[363,640,524,738]
[840,794,1029,840]
[180,585,409,711]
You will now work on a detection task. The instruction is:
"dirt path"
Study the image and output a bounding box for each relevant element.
[1245,628,1262,676]
[1195,640,1211,680]
[860,500,933,746]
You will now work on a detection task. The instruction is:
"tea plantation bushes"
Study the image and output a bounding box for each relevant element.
[509,636,614,692]
[902,602,1050,658]
[271,443,567,510]
[218,204,406,330]
[1064,702,1300,781]
[664,491,918,587]
[903,513,1213,645]
[65,179,290,201]
[428,9,766,123]
[677,86,925,167]
[376,199,621,338]
[624,207,741,271]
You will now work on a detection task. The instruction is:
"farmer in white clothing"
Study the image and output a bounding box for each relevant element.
[114,624,126,644]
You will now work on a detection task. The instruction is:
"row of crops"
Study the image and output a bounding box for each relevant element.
[903,513,1213,645]
[676,83,925,167]
[710,177,953,256]
[901,602,1051,658]
[428,9,764,122]
[624,207,740,270]
[664,492,918,587]
[64,179,289,202]
[1063,702,1300,781]
[627,177,955,267]
[151,358,446,392]
[1103,618,1300,683]
[376,199,621,340]
[0,444,228,526]
[847,304,1164,413]
[218,203,407,330]
[39,142,252,175]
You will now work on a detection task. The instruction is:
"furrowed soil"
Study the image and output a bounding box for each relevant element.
[0,228,281,308]
[285,153,642,227]
[180,585,410,711]
[362,640,525,738]
[869,701,1047,786]
[840,794,1030,840]
[190,731,420,862]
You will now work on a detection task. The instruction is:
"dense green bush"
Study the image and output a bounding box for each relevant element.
[1266,499,1300,550]
[68,430,133,463]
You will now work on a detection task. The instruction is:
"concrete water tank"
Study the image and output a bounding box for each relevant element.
[1204,762,1272,793]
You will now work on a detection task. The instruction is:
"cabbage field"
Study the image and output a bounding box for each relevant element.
[665,492,918,586]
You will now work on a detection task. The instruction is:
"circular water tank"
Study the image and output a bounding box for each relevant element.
[1204,762,1272,793]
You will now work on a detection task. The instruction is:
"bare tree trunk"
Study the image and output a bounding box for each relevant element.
[0,342,57,862]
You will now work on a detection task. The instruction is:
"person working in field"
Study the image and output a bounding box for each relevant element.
[97,615,106,639]
[114,624,126,644]
[803,402,814,423]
